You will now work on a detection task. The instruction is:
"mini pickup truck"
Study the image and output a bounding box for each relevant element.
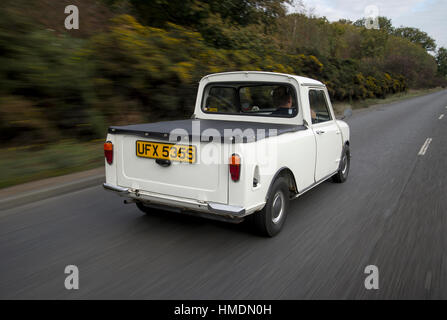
[103,71,351,236]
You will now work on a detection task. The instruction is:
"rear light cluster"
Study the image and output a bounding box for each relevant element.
[104,141,113,165]
[229,154,241,182]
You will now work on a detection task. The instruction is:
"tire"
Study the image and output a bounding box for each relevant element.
[253,176,290,237]
[332,144,350,183]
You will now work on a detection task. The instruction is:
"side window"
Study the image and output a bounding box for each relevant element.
[309,89,331,124]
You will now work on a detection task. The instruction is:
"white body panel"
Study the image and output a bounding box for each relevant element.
[104,71,350,217]
[226,129,317,210]
[114,135,228,204]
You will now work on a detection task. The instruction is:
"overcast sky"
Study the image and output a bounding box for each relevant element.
[289,0,446,50]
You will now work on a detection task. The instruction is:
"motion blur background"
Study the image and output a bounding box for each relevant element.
[1,0,446,188]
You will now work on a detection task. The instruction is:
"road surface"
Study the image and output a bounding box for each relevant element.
[1,90,447,299]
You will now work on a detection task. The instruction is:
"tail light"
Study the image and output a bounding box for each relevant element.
[229,154,241,182]
[104,141,113,165]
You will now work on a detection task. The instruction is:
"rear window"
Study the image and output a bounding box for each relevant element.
[202,82,298,118]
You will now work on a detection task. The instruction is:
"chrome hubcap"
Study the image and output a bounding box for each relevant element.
[272,191,285,224]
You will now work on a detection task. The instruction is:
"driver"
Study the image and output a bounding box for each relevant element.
[272,86,316,120]
[272,86,294,115]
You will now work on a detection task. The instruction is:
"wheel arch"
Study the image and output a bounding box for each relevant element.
[336,141,351,172]
[265,167,298,201]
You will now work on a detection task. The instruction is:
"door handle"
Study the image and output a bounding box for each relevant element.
[316,130,325,135]
[336,130,341,135]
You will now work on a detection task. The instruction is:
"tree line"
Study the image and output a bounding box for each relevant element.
[0,0,446,147]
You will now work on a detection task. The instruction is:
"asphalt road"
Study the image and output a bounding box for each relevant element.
[1,90,447,299]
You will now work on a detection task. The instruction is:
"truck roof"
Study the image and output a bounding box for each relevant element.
[201,71,324,87]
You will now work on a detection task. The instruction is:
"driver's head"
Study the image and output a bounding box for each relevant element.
[273,86,292,108]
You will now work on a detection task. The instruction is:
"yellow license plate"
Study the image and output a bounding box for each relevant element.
[136,140,196,163]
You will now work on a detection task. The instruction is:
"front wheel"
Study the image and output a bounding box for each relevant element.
[252,176,290,237]
[333,144,350,183]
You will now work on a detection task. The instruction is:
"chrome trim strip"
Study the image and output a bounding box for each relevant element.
[103,183,129,194]
[301,82,326,87]
[292,171,337,199]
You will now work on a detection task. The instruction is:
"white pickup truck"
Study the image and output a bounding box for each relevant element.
[103,71,350,236]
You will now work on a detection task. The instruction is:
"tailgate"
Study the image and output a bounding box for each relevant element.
[115,135,228,204]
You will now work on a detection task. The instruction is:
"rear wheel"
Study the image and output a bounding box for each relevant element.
[253,176,290,237]
[333,144,350,183]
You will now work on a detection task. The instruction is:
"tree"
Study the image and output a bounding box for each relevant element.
[377,17,394,35]
[436,47,447,78]
[122,0,290,29]
[393,27,436,52]
[358,28,387,58]
[337,19,352,25]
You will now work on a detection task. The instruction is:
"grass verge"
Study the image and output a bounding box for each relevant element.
[333,87,445,115]
[0,140,104,189]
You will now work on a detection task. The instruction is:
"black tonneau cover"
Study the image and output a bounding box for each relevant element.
[108,119,306,143]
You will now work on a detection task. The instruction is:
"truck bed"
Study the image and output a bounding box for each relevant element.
[108,119,306,143]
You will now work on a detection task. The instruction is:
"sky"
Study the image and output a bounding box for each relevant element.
[288,0,447,50]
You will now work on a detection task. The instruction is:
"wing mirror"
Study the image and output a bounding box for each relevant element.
[340,108,352,120]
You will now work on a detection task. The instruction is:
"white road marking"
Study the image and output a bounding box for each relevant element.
[418,138,432,156]
[425,271,432,290]
[439,114,445,120]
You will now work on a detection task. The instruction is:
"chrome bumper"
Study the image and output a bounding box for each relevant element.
[102,183,247,217]
[207,203,245,216]
[103,183,130,194]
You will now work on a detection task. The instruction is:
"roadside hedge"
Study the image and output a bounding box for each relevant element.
[0,1,442,148]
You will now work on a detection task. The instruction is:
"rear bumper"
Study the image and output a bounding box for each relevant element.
[103,183,129,194]
[103,183,249,218]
